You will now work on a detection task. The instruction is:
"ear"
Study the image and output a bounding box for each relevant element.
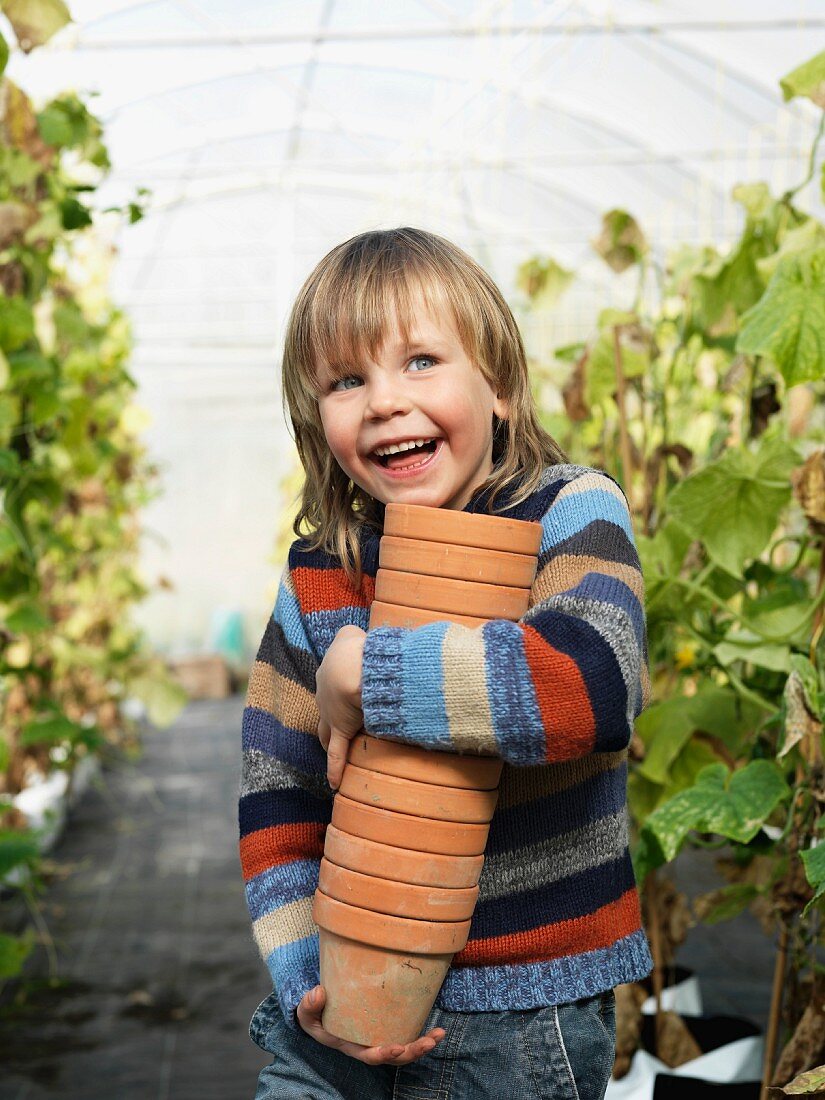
[493,392,510,421]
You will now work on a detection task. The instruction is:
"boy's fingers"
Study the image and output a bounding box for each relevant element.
[326,728,349,789]
[317,718,330,751]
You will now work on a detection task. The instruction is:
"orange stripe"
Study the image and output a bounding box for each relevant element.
[239,822,326,881]
[292,564,374,614]
[522,623,596,762]
[453,887,643,968]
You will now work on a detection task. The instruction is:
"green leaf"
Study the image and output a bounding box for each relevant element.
[697,882,760,925]
[0,30,8,77]
[713,632,791,673]
[732,182,773,220]
[0,930,34,978]
[5,601,50,634]
[0,297,35,352]
[516,256,574,308]
[1,0,71,52]
[666,434,801,577]
[779,49,825,107]
[639,761,791,864]
[783,1062,825,1094]
[635,686,758,787]
[0,827,40,878]
[736,249,825,386]
[635,699,696,785]
[691,228,775,339]
[800,841,825,917]
[592,209,648,272]
[553,342,586,364]
[60,196,93,230]
[756,218,825,284]
[20,713,85,747]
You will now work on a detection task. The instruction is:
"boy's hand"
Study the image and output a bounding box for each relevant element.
[296,985,445,1065]
[315,624,367,790]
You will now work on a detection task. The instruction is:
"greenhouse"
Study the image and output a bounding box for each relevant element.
[0,2,824,1098]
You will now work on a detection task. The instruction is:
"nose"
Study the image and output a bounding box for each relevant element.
[363,372,413,419]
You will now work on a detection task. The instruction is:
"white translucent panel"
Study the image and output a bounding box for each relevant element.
[4,0,821,653]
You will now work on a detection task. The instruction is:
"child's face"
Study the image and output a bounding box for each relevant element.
[316,300,509,511]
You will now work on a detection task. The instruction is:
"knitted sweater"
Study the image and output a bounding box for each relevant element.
[239,463,654,1030]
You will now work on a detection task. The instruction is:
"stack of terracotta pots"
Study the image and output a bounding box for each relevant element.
[312,502,543,1046]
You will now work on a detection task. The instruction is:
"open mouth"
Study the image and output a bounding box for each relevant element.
[372,439,438,467]
[369,438,443,476]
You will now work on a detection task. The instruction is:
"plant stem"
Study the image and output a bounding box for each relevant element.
[644,868,665,1056]
[782,111,825,203]
[760,917,789,1100]
[809,541,825,672]
[21,884,58,980]
[613,324,635,509]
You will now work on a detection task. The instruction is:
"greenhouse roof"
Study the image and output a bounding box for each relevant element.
[4,1,824,650]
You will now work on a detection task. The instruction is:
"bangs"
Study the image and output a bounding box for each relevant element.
[304,262,459,395]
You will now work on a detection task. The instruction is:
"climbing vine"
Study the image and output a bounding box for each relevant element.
[0,3,186,984]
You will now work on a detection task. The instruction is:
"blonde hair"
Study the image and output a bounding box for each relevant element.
[281,226,568,592]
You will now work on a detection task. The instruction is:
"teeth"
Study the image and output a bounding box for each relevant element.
[374,437,435,457]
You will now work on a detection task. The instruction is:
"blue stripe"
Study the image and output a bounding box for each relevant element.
[242,706,327,775]
[245,859,320,920]
[274,578,317,654]
[266,933,320,1023]
[239,786,329,839]
[307,606,370,652]
[542,488,633,550]
[439,928,654,1009]
[488,761,627,853]
[482,619,545,765]
[563,573,646,647]
[471,852,636,935]
[398,622,453,748]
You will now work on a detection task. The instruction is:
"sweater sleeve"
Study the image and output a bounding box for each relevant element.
[238,547,329,1032]
[360,469,650,765]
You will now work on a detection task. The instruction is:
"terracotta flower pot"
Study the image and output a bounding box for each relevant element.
[323,823,484,888]
[338,762,499,823]
[317,503,543,1044]
[318,857,479,921]
[313,890,470,1046]
[331,794,490,855]
[347,732,502,790]
[379,534,537,588]
[375,567,530,620]
[383,501,543,556]
[370,598,488,629]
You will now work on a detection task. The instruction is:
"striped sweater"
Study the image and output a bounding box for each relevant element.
[239,463,654,1030]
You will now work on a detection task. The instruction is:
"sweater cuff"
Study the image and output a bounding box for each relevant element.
[361,626,407,738]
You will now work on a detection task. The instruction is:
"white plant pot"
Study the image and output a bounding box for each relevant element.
[640,967,703,1016]
[606,1014,763,1100]
[2,754,100,893]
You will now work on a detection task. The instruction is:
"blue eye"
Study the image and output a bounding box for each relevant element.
[330,375,360,391]
[329,355,435,392]
[409,355,435,371]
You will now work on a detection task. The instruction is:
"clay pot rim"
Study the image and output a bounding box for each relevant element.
[313,889,471,953]
[319,858,479,921]
[323,824,485,888]
[339,762,499,823]
[347,733,502,791]
[384,502,542,555]
[331,793,490,855]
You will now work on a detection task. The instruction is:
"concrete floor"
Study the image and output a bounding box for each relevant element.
[0,697,777,1099]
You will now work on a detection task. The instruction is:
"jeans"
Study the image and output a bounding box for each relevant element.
[249,987,616,1100]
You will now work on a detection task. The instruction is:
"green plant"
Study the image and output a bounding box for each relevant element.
[519,47,825,1097]
[0,3,187,987]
